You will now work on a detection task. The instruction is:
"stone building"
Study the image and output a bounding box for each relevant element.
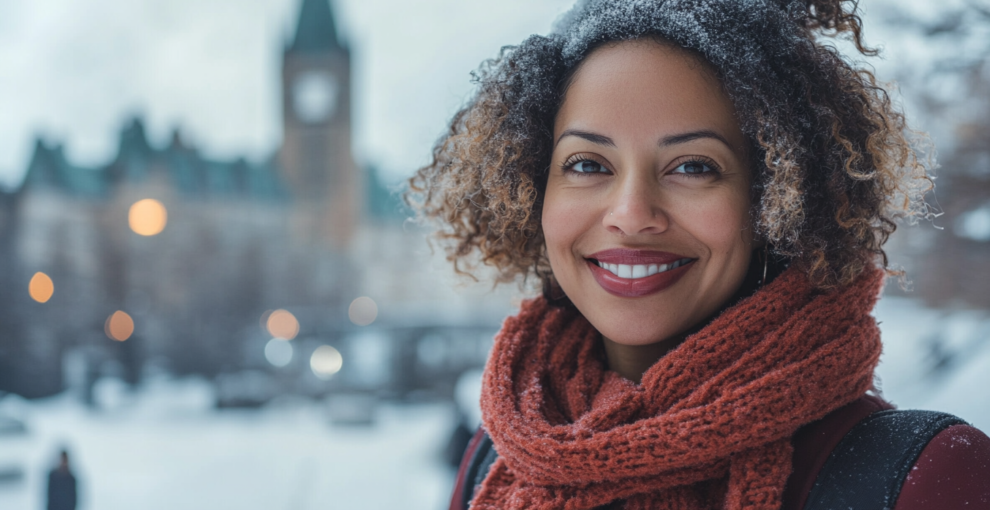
[0,0,433,399]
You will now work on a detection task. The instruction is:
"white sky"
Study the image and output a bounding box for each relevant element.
[0,0,964,188]
[0,0,575,188]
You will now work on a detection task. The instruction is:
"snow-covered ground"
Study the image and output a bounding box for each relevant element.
[0,295,987,510]
[874,296,990,431]
[0,379,456,510]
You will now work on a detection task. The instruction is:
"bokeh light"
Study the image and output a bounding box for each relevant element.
[264,338,293,367]
[259,309,273,331]
[266,309,299,340]
[28,272,54,303]
[348,297,378,326]
[310,345,343,379]
[105,311,134,341]
[128,198,168,236]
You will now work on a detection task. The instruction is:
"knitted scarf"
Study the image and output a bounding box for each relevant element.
[474,266,884,510]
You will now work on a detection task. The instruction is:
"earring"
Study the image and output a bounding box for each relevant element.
[761,246,769,285]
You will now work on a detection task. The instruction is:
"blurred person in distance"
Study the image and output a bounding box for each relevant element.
[408,0,990,508]
[46,449,77,510]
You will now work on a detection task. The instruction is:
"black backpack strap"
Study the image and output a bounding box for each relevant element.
[461,431,498,509]
[803,409,967,510]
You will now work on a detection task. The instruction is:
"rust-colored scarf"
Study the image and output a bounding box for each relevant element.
[475,266,884,510]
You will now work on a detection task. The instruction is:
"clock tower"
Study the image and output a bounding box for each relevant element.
[280,0,359,248]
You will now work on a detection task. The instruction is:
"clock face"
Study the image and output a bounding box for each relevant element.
[292,70,339,124]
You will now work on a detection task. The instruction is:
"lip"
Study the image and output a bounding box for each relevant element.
[585,249,695,298]
[589,249,688,265]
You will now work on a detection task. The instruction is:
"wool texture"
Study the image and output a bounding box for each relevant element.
[474,266,885,510]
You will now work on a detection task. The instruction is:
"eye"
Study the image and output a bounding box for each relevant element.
[571,159,605,174]
[670,158,719,177]
[561,155,610,175]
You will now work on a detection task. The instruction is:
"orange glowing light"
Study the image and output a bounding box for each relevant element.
[128,199,168,236]
[348,297,378,326]
[267,309,299,340]
[105,311,135,341]
[28,272,54,303]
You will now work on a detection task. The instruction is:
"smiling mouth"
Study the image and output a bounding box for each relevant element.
[589,258,694,279]
[584,251,696,297]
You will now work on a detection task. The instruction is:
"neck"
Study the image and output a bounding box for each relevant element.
[602,335,682,384]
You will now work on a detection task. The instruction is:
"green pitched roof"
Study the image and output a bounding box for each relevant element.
[24,139,107,198]
[290,0,342,53]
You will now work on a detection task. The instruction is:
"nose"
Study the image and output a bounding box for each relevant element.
[602,174,669,236]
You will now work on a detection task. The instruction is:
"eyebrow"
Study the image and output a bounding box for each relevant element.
[556,128,733,150]
[556,129,616,148]
[659,129,732,149]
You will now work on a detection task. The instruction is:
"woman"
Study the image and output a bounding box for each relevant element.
[409,0,990,509]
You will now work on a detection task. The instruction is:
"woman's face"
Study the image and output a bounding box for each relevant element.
[544,40,756,347]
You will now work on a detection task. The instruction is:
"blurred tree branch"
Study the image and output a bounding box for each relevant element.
[964,0,990,20]
[880,0,990,309]
[882,0,990,32]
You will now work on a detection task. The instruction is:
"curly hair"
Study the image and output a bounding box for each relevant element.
[407,0,934,291]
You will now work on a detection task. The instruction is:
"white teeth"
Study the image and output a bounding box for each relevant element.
[597,258,692,279]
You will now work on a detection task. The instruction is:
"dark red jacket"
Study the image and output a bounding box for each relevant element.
[451,395,990,510]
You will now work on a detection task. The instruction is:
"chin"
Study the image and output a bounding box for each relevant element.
[600,323,685,346]
[603,330,674,347]
[578,297,692,347]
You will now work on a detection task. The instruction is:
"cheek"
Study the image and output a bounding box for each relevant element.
[674,188,753,255]
[541,187,592,268]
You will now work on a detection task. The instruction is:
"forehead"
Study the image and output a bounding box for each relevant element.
[554,40,745,150]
